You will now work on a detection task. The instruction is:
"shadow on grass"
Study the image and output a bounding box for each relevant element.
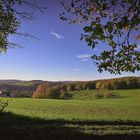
[0,112,140,140]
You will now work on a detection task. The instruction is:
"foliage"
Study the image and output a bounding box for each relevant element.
[93,92,103,99]
[95,77,140,90]
[33,84,62,99]
[103,81,112,90]
[84,81,96,89]
[60,0,140,74]
[111,80,121,90]
[0,0,19,52]
[0,80,62,98]
[0,77,137,99]
[0,90,10,97]
[0,0,45,52]
[0,100,8,113]
[32,77,140,99]
[75,82,83,90]
[60,92,73,99]
[33,83,48,98]
[93,90,120,99]
[96,82,103,89]
[126,78,139,88]
[46,86,61,99]
[103,91,119,98]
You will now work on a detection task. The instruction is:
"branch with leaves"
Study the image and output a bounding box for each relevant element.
[60,0,140,74]
[0,0,45,52]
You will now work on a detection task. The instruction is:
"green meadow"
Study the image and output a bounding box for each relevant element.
[0,89,140,140]
[4,89,140,121]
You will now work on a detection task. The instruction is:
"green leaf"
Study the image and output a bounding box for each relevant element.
[116,22,123,29]
[93,25,103,36]
[84,26,93,32]
[108,25,113,33]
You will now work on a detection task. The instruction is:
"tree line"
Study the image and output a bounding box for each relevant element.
[0,80,62,98]
[0,77,139,98]
[33,77,140,99]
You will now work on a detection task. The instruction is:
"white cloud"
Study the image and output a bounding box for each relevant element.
[81,58,90,62]
[77,54,92,62]
[77,54,91,59]
[72,69,80,71]
[51,31,64,39]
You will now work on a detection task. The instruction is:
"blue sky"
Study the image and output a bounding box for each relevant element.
[0,0,139,81]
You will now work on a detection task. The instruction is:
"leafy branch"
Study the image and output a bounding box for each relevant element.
[60,0,140,74]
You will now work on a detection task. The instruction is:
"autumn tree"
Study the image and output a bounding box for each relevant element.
[96,82,102,89]
[46,86,61,99]
[126,77,139,88]
[33,83,48,98]
[104,81,112,90]
[111,80,120,90]
[60,0,140,74]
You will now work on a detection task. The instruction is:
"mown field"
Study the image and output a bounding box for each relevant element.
[0,89,140,140]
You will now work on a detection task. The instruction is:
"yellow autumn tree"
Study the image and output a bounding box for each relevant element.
[33,83,48,98]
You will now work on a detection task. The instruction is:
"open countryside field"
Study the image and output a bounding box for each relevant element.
[0,89,140,140]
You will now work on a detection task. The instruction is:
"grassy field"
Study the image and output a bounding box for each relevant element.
[0,89,140,140]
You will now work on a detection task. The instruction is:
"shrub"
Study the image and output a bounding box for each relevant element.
[104,91,119,98]
[94,93,103,99]
[60,92,72,99]
[104,92,113,98]
[0,100,8,113]
[46,86,61,99]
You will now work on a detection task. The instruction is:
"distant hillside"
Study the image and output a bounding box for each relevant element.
[0,76,139,98]
[0,80,63,97]
[0,80,24,84]
[33,76,140,99]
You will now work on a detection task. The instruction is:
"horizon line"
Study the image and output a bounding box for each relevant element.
[0,76,139,82]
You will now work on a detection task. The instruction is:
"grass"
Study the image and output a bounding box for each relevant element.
[0,89,140,139]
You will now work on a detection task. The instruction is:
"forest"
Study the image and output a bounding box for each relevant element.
[0,77,139,98]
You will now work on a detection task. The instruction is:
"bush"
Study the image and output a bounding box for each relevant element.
[60,92,72,99]
[0,100,8,113]
[104,91,119,98]
[104,92,113,98]
[93,90,120,99]
[46,86,61,99]
[94,93,103,99]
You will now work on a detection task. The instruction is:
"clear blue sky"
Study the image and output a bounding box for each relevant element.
[0,0,139,81]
